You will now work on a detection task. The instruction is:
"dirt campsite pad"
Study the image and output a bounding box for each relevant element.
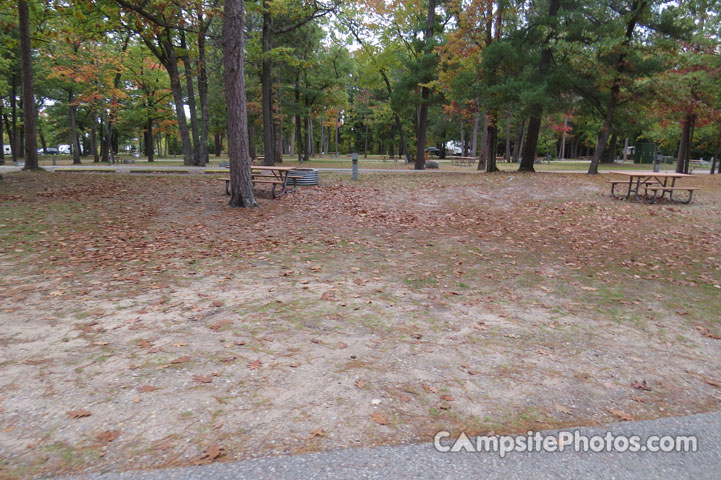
[1,171,720,478]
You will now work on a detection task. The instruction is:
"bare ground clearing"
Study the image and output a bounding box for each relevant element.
[1,171,720,478]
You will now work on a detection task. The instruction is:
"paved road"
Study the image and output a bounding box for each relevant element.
[56,411,720,480]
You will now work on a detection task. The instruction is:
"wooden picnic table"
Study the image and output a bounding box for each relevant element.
[451,157,476,166]
[609,171,697,203]
[221,165,301,198]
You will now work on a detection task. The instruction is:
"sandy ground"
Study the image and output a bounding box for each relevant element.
[1,171,720,478]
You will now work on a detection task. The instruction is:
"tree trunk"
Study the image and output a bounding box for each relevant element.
[261,5,275,166]
[19,0,38,170]
[275,77,283,162]
[460,120,466,157]
[676,114,694,174]
[622,137,629,162]
[100,117,109,162]
[519,0,561,172]
[512,117,524,163]
[485,111,499,173]
[364,122,368,158]
[559,115,568,160]
[289,116,295,156]
[146,118,154,162]
[588,97,617,174]
[504,111,511,162]
[335,117,339,158]
[10,78,18,163]
[604,133,617,163]
[90,114,99,162]
[197,25,210,166]
[477,111,488,170]
[588,1,646,174]
[162,34,195,166]
[69,89,81,164]
[414,0,436,170]
[470,110,479,158]
[180,33,201,165]
[224,0,257,208]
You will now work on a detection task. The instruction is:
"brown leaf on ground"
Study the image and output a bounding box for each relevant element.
[214,421,223,429]
[289,362,300,368]
[696,325,721,340]
[171,356,191,364]
[631,380,652,391]
[172,342,188,347]
[439,394,454,402]
[336,342,348,349]
[138,340,153,349]
[200,444,223,462]
[422,384,439,394]
[370,412,389,425]
[703,377,720,388]
[355,379,367,388]
[66,409,91,419]
[192,375,213,384]
[320,291,335,301]
[212,301,223,307]
[554,403,572,415]
[606,408,634,421]
[309,427,326,438]
[93,341,109,346]
[95,430,120,443]
[137,385,157,393]
[248,359,262,370]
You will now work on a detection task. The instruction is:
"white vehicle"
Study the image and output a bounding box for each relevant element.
[58,144,71,154]
[2,144,11,155]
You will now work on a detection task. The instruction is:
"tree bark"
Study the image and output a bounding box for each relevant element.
[10,77,18,163]
[477,111,488,170]
[470,110,479,158]
[559,115,568,160]
[676,114,694,174]
[504,111,511,162]
[519,0,561,172]
[261,5,275,165]
[275,76,283,162]
[335,116,339,158]
[248,124,256,159]
[19,0,38,170]
[197,23,210,166]
[414,0,436,170]
[180,32,201,165]
[69,89,81,164]
[0,100,4,165]
[604,133,617,163]
[162,34,195,166]
[588,0,646,174]
[622,137,629,162]
[224,0,257,207]
[90,114,99,162]
[485,111,499,172]
[146,118,154,162]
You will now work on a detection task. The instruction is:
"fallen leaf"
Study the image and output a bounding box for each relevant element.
[171,356,191,364]
[214,421,224,429]
[439,394,454,402]
[336,342,348,349]
[289,362,300,368]
[93,341,109,346]
[137,385,156,393]
[204,444,222,461]
[370,412,389,425]
[248,359,262,370]
[355,379,367,388]
[554,403,572,415]
[606,408,634,421]
[172,342,189,347]
[95,430,120,443]
[422,384,439,394]
[193,375,213,384]
[702,377,720,388]
[66,409,91,419]
[309,427,326,438]
[631,380,652,391]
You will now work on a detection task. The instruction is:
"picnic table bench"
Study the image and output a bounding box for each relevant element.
[220,166,301,198]
[609,171,697,204]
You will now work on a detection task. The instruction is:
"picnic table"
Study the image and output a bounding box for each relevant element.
[451,157,476,166]
[221,165,301,198]
[608,171,697,204]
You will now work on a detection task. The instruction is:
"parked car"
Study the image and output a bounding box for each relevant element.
[58,144,71,154]
[37,147,59,155]
[425,147,440,155]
